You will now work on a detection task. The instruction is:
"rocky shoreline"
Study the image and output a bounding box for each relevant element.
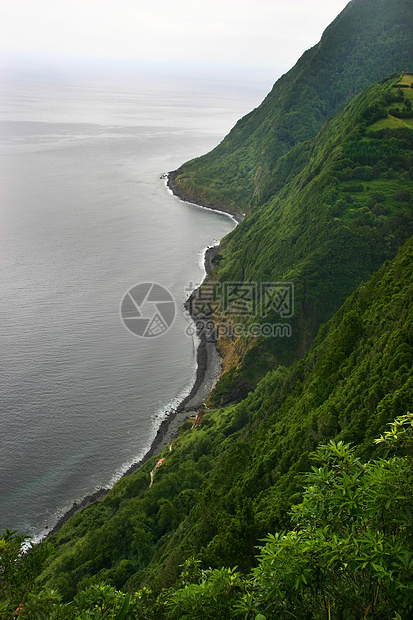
[166,170,244,224]
[44,174,237,541]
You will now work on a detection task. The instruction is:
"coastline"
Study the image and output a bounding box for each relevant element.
[44,174,236,541]
[166,170,245,224]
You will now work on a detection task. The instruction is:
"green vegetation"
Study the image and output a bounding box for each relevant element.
[371,77,413,129]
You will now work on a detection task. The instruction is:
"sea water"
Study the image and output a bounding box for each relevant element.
[0,57,275,538]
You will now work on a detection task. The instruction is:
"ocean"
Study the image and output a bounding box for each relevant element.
[0,57,275,539]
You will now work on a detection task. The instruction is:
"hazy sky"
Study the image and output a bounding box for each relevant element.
[1,0,351,70]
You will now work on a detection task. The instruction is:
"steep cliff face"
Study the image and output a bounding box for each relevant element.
[172,0,413,213]
[193,76,413,403]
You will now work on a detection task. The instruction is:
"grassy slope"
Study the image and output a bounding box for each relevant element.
[39,236,413,598]
[172,0,413,212]
[371,74,413,129]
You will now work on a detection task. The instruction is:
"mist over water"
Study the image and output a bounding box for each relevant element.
[0,58,274,538]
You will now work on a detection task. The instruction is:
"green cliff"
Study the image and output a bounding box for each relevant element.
[194,74,413,402]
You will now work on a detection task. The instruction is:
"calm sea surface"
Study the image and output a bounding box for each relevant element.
[0,59,274,538]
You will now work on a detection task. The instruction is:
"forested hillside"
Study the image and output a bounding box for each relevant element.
[170,0,413,212]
